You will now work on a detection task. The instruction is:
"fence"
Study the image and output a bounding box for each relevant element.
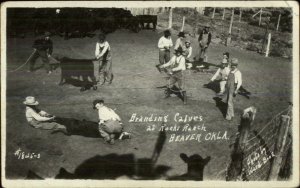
[226,105,293,181]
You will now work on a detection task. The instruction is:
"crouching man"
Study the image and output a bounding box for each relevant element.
[93,99,131,144]
[24,96,67,133]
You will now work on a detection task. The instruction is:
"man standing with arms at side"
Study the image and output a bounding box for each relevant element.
[28,31,53,74]
[197,23,212,65]
[156,30,173,72]
[225,58,242,121]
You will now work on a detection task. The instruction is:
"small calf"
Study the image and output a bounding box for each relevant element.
[58,57,97,92]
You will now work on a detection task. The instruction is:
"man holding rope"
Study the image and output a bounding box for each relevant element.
[160,47,187,105]
[28,32,53,74]
[95,33,113,85]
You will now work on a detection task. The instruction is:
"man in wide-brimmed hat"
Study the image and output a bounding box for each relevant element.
[225,58,242,121]
[156,30,173,72]
[24,96,67,133]
[28,31,53,75]
[174,31,185,51]
[197,23,212,64]
[210,58,230,96]
[95,33,113,85]
[93,99,131,144]
[159,46,187,104]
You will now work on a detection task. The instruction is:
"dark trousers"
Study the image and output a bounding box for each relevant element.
[159,50,170,65]
[29,50,50,72]
[168,71,184,91]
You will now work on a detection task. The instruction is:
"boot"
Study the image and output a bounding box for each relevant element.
[164,88,171,98]
[155,64,162,73]
[182,91,187,105]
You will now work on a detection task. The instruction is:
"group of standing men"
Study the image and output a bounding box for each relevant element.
[156,25,242,121]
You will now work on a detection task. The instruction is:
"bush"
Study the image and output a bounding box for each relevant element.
[251,33,264,41]
[246,42,260,52]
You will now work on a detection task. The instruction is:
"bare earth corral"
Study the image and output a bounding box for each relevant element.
[5,29,291,180]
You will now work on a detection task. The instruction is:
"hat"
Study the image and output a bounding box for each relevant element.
[174,46,184,55]
[223,52,230,59]
[93,99,104,109]
[185,40,191,44]
[231,58,239,66]
[164,30,171,36]
[44,32,51,37]
[221,59,228,64]
[23,96,39,105]
[178,32,185,38]
[98,33,106,41]
[204,23,210,28]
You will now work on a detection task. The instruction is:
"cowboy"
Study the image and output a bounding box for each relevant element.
[210,58,230,96]
[159,47,187,104]
[28,31,53,74]
[225,58,242,121]
[183,40,193,69]
[24,96,67,133]
[197,23,212,64]
[95,33,113,85]
[223,52,230,62]
[156,30,173,72]
[174,31,185,50]
[93,99,131,144]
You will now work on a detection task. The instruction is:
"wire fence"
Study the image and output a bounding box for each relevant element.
[226,105,292,181]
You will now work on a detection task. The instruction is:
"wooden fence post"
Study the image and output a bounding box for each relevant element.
[239,8,242,22]
[226,8,234,46]
[222,8,225,20]
[226,107,256,181]
[181,16,185,32]
[259,8,262,26]
[268,115,291,180]
[168,7,173,29]
[239,107,256,150]
[265,33,271,57]
[212,7,216,19]
[276,13,281,31]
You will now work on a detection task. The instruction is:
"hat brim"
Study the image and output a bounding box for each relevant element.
[23,101,39,105]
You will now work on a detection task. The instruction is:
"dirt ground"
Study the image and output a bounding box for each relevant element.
[5,28,292,180]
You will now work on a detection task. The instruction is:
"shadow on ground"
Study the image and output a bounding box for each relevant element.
[53,117,100,138]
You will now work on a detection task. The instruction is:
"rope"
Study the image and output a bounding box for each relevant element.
[8,49,36,73]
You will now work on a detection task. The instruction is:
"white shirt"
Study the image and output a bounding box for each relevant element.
[25,107,52,122]
[174,38,184,50]
[231,69,242,90]
[158,36,173,50]
[95,41,110,59]
[211,66,230,81]
[162,55,186,72]
[183,46,193,59]
[98,106,121,124]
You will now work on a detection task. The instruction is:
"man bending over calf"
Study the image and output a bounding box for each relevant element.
[93,99,131,144]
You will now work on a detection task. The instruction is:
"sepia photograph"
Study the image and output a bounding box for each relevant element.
[1,1,299,187]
